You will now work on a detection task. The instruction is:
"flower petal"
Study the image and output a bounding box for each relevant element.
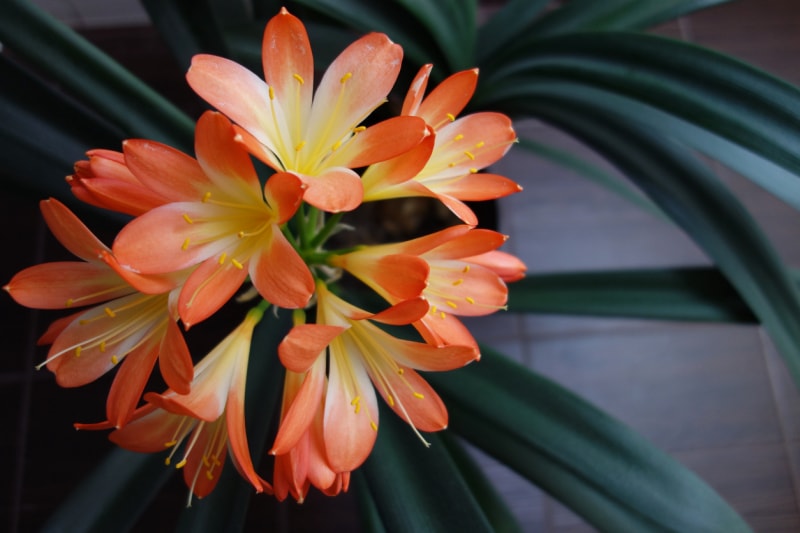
[41,198,109,262]
[264,171,306,224]
[157,318,193,394]
[249,229,314,309]
[386,335,478,371]
[377,366,449,432]
[434,172,523,201]
[415,68,478,129]
[415,313,478,349]
[123,138,210,201]
[299,167,363,213]
[271,361,327,454]
[279,324,344,373]
[179,256,249,327]
[401,64,433,117]
[105,341,160,428]
[330,116,428,169]
[464,250,527,282]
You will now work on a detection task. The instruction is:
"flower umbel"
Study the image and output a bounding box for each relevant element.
[4,7,525,505]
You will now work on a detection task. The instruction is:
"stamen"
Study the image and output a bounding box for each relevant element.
[104,307,116,318]
[466,297,476,304]
[202,192,212,202]
[464,150,476,160]
[99,341,107,352]
[446,113,456,122]
[66,298,74,308]
[295,141,306,151]
[452,279,463,286]
[182,213,194,224]
[463,265,471,273]
[469,168,478,174]
[475,141,485,148]
[340,72,353,84]
[218,253,227,265]
[454,134,464,141]
[269,86,275,100]
[353,126,366,133]
[446,300,458,309]
[110,355,119,365]
[182,238,190,251]
[413,392,424,399]
[231,259,244,270]
[351,396,361,414]
[293,73,305,85]
[370,421,378,431]
[386,394,395,407]
[74,346,82,358]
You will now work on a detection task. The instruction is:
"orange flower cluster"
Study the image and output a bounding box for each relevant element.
[4,8,524,504]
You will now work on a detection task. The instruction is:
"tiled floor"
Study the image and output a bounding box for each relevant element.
[3,1,800,532]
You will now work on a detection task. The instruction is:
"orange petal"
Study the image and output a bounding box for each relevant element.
[415,313,478,349]
[370,298,429,325]
[437,194,478,226]
[158,318,193,394]
[109,405,188,453]
[361,128,435,200]
[249,229,314,309]
[324,354,378,472]
[123,138,210,201]
[194,112,262,199]
[331,116,429,169]
[415,68,478,129]
[426,228,507,260]
[333,253,428,301]
[262,7,313,124]
[41,198,109,262]
[376,367,448,432]
[226,356,268,493]
[307,32,402,154]
[388,336,479,371]
[179,257,249,327]
[434,172,522,201]
[105,342,160,428]
[464,250,527,282]
[301,167,364,213]
[279,324,343,373]
[431,113,515,174]
[264,171,305,224]
[5,262,130,310]
[183,421,230,498]
[271,362,327,454]
[401,64,433,117]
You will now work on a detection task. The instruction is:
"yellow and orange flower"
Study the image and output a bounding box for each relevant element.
[276,282,478,473]
[362,65,521,225]
[4,198,192,427]
[186,7,428,213]
[112,111,314,326]
[83,305,270,502]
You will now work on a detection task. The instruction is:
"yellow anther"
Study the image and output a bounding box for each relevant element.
[99,341,107,352]
[397,368,405,375]
[231,259,244,270]
[205,470,214,480]
[218,253,227,265]
[295,140,306,151]
[475,141,485,148]
[452,279,464,286]
[464,150,476,160]
[238,231,245,238]
[293,73,305,84]
[463,265,471,273]
[79,319,90,326]
[446,113,456,122]
[66,298,74,308]
[175,458,188,469]
[469,168,478,174]
[269,86,275,100]
[430,305,438,314]
[164,440,178,447]
[164,457,172,466]
[413,392,425,399]
[104,307,116,318]
[340,72,353,83]
[448,162,456,168]
[182,238,190,251]
[111,355,119,365]
[182,213,194,224]
[353,126,366,133]
[446,300,458,309]
[454,134,464,141]
[202,192,212,202]
[370,421,378,431]
[387,394,395,407]
[351,396,361,413]
[74,346,82,358]
[466,297,476,304]
[439,311,446,319]
[331,140,342,151]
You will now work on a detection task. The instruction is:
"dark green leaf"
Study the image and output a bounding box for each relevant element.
[393,0,476,71]
[508,268,757,323]
[40,449,172,533]
[360,405,494,533]
[430,347,753,533]
[0,0,194,151]
[513,86,800,389]
[477,0,550,64]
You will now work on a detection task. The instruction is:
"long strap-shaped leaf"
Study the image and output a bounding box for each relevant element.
[429,347,753,533]
[359,405,496,532]
[479,33,800,211]
[514,88,800,389]
[508,268,757,323]
[0,0,194,151]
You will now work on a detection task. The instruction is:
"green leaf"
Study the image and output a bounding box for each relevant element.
[176,310,291,531]
[517,136,664,218]
[40,449,172,533]
[476,0,550,64]
[429,347,753,533]
[480,33,800,212]
[438,432,523,533]
[0,0,194,151]
[513,85,800,389]
[360,405,495,533]
[508,268,757,322]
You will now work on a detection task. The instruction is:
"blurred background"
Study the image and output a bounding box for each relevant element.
[2,0,800,531]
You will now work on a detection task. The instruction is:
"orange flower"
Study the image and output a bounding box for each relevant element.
[4,198,192,427]
[87,305,270,502]
[362,65,521,225]
[271,365,349,502]
[277,282,478,473]
[112,111,314,326]
[186,7,428,213]
[331,225,526,347]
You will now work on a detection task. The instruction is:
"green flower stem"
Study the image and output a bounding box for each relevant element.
[309,211,344,249]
